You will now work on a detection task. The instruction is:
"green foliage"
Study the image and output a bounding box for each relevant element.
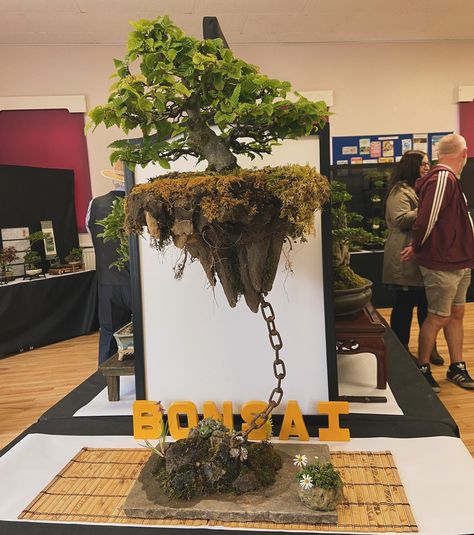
[196,417,230,438]
[296,459,343,490]
[24,250,41,267]
[50,255,61,268]
[87,15,329,170]
[331,181,383,289]
[27,231,47,246]
[331,181,381,248]
[96,198,130,270]
[141,402,169,458]
[65,247,83,263]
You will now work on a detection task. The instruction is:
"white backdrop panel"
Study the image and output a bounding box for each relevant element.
[136,136,329,414]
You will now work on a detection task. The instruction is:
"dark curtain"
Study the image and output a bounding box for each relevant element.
[0,164,78,262]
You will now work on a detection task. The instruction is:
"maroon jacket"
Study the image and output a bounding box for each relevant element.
[412,164,474,271]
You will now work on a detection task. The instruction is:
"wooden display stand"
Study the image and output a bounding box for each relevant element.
[49,263,85,275]
[98,353,135,401]
[335,302,387,389]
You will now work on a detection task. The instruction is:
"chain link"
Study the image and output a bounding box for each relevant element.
[236,293,286,442]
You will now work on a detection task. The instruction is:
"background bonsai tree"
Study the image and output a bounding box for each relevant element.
[0,246,18,273]
[87,15,328,172]
[23,231,47,270]
[24,250,42,269]
[331,181,383,289]
[65,247,83,264]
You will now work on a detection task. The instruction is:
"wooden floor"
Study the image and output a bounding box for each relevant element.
[379,306,474,456]
[1,305,474,456]
[0,333,98,449]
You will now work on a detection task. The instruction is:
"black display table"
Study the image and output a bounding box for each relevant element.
[0,270,98,358]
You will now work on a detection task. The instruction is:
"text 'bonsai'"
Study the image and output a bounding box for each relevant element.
[88,15,330,312]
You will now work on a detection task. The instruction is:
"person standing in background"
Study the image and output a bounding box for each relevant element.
[401,134,474,392]
[86,161,132,365]
[383,150,443,365]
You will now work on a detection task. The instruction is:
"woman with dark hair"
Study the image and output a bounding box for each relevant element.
[382,150,443,364]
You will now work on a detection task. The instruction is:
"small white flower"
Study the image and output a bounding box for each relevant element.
[314,455,319,462]
[293,454,308,468]
[299,474,313,490]
[240,448,248,461]
[230,448,240,458]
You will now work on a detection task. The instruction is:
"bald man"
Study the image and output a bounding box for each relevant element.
[401,134,474,392]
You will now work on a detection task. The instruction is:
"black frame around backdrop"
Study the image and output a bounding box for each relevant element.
[125,122,338,406]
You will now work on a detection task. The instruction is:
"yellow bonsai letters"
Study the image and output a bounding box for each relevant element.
[133,400,350,442]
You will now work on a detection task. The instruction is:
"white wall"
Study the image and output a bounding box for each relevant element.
[1,40,474,196]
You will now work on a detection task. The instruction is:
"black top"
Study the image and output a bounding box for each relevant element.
[89,190,130,286]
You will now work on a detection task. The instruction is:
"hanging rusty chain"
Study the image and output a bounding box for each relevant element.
[236,293,286,442]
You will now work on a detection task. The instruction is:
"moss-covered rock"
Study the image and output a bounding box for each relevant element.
[151,418,282,500]
[125,164,329,312]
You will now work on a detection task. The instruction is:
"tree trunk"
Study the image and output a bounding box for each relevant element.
[186,106,237,172]
[333,240,349,268]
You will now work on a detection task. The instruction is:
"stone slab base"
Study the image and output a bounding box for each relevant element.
[124,442,338,525]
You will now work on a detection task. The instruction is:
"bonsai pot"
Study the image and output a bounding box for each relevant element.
[113,321,134,360]
[25,268,42,276]
[334,279,372,316]
[0,270,15,283]
[297,484,343,511]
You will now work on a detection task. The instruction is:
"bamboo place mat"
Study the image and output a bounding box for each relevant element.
[19,448,418,532]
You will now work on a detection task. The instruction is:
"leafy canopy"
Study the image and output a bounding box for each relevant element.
[87,15,328,169]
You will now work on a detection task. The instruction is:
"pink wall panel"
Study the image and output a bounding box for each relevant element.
[0,109,92,231]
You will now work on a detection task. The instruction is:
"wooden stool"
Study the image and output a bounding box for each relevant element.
[98,353,135,401]
[335,302,387,389]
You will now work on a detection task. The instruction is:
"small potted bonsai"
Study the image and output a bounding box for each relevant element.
[23,231,47,277]
[294,454,343,511]
[331,181,383,315]
[0,245,18,283]
[65,247,83,266]
[23,250,42,276]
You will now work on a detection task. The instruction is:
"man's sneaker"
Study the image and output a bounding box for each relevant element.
[429,345,444,366]
[447,362,474,390]
[418,363,441,393]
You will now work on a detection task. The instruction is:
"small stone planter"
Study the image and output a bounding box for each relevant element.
[297,484,343,511]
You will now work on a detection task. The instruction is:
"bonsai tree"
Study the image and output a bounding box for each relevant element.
[88,15,331,313]
[0,246,18,273]
[88,15,331,448]
[87,15,328,172]
[65,247,83,264]
[24,250,41,269]
[331,181,383,289]
[23,232,47,271]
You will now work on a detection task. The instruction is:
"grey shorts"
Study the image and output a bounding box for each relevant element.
[419,266,471,317]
